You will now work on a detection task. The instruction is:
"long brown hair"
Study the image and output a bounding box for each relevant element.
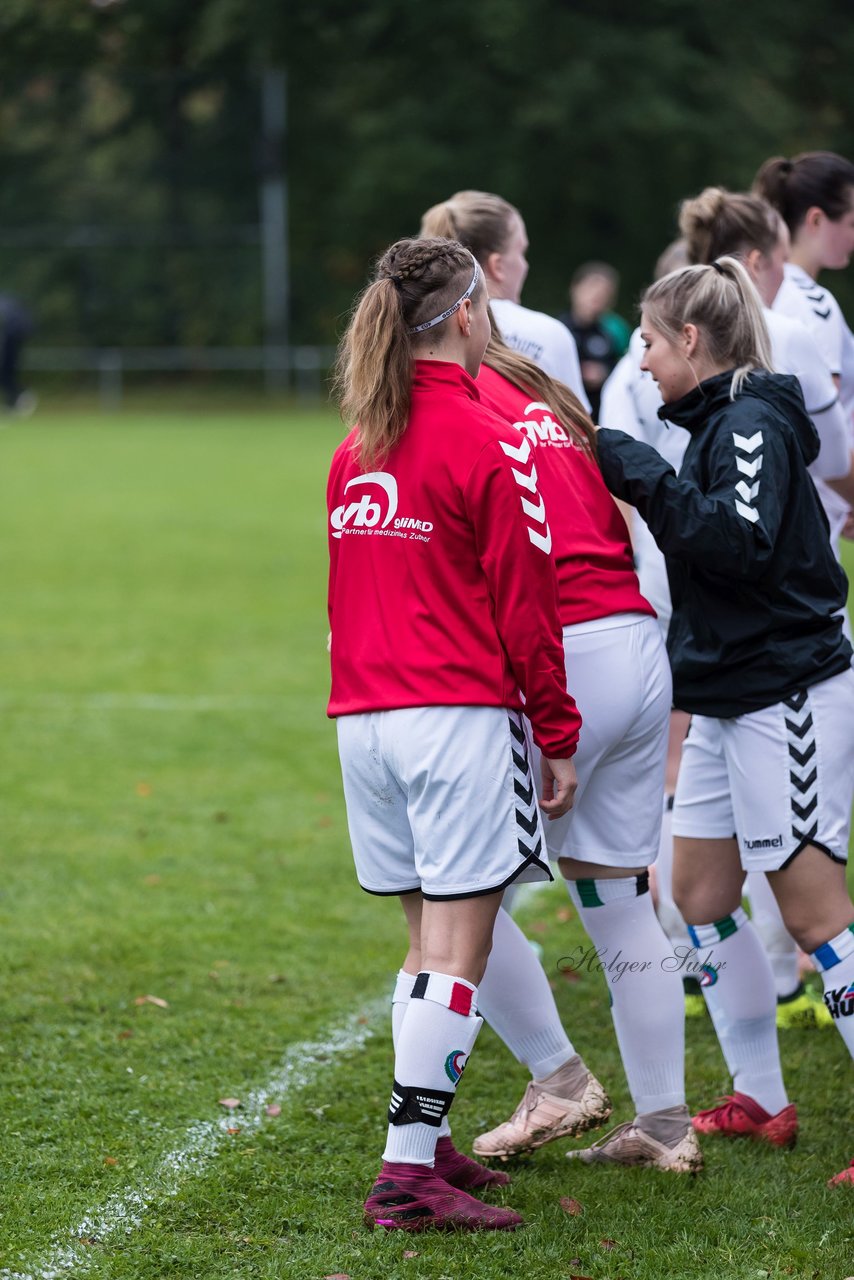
[483,321,597,455]
[643,257,773,398]
[334,237,481,468]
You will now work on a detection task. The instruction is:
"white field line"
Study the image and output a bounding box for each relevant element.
[0,1001,384,1280]
[0,692,292,713]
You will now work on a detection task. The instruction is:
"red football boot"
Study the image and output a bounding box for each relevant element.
[692,1092,797,1148]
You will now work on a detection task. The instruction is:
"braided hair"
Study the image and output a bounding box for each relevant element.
[335,237,481,468]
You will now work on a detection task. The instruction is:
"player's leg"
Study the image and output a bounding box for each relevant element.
[745,871,831,1029]
[472,905,612,1159]
[729,674,854,1178]
[359,705,549,1230]
[559,620,697,1171]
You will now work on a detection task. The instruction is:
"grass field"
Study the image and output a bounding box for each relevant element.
[1,404,852,1280]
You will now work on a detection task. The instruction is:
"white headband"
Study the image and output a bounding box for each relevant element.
[407,259,480,335]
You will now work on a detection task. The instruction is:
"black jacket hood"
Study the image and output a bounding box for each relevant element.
[659,370,820,467]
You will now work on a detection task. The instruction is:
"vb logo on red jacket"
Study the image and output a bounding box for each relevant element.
[330,473,398,539]
[330,472,433,541]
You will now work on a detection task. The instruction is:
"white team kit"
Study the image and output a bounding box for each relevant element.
[673,667,854,872]
[489,297,591,411]
[338,706,552,899]
[531,614,672,868]
[773,262,854,550]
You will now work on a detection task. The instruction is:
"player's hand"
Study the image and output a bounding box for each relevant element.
[540,757,578,820]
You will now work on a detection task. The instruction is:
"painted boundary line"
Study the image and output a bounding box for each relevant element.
[0,1001,384,1280]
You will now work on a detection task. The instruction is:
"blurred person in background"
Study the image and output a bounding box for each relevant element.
[559,262,630,419]
[0,292,36,417]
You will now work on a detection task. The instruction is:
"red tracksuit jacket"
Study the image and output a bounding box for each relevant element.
[327,360,581,758]
[476,364,654,626]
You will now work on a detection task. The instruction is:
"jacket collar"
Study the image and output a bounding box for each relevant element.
[657,369,736,432]
[413,359,481,401]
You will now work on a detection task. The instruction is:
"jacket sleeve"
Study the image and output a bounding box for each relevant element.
[464,436,582,758]
[596,416,791,582]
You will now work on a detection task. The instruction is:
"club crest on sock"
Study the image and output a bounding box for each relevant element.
[445,1050,468,1084]
[699,963,719,988]
[823,982,854,1019]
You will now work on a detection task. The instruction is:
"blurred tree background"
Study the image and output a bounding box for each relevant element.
[1,0,853,353]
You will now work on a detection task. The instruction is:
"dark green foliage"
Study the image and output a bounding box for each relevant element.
[1,2,853,348]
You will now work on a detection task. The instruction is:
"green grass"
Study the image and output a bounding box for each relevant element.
[0,404,852,1279]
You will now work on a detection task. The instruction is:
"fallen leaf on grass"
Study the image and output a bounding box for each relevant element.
[560,1196,584,1216]
[218,1097,241,1110]
[117,1029,133,1040]
[103,1156,118,1167]
[403,1251,419,1259]
[599,1238,618,1250]
[214,811,229,823]
[265,1103,282,1118]
[556,906,573,922]
[134,995,169,1008]
[143,874,161,886]
[323,1274,351,1279]
[226,1127,241,1135]
[135,782,151,797]
[318,815,333,828]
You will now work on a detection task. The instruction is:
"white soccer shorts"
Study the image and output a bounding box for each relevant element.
[672,667,854,871]
[336,705,553,900]
[531,613,672,868]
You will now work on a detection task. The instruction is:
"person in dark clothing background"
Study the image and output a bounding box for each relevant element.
[0,293,36,416]
[558,262,629,419]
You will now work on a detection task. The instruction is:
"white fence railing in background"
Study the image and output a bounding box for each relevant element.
[23,345,336,408]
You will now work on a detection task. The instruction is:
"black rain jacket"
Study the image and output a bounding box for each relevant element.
[596,370,852,717]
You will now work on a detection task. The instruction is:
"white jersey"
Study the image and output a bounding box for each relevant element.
[772,263,854,542]
[599,329,688,632]
[490,297,590,410]
[773,263,854,384]
[599,315,852,632]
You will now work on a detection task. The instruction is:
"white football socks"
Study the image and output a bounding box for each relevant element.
[567,874,685,1117]
[384,970,482,1165]
[653,799,695,961]
[812,923,854,1056]
[688,908,789,1115]
[477,907,577,1079]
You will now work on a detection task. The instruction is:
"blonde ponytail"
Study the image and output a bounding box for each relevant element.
[642,256,773,399]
